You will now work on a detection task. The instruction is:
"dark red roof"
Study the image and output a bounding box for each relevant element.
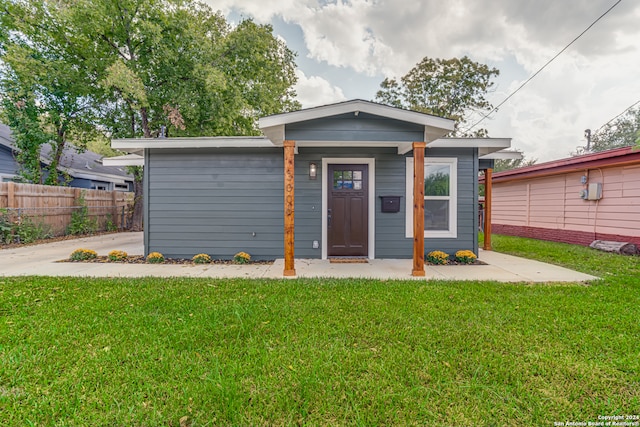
[490,146,640,183]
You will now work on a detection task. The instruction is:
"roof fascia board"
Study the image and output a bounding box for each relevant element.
[102,155,145,167]
[111,137,273,151]
[480,150,524,160]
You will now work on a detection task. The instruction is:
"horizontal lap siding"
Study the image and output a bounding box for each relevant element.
[286,113,424,142]
[492,163,640,245]
[147,148,284,260]
[146,145,480,260]
[0,146,18,176]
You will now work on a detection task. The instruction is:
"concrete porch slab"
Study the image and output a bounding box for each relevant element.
[0,232,598,282]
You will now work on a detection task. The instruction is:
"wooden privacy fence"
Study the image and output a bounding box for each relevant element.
[0,182,134,237]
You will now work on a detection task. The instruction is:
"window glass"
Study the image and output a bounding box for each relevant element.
[425,200,449,230]
[424,164,450,196]
[333,169,362,190]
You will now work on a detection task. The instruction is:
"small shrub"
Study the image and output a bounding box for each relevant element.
[70,248,98,261]
[68,192,98,235]
[192,253,211,264]
[146,252,165,264]
[105,214,117,232]
[108,250,128,262]
[233,251,251,264]
[16,216,52,243]
[455,250,477,264]
[426,250,449,265]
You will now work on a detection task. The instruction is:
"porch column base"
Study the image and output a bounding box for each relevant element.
[412,269,426,277]
[283,269,296,277]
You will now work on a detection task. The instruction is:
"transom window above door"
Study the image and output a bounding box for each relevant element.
[333,169,363,190]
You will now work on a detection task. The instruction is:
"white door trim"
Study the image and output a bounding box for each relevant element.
[322,157,376,260]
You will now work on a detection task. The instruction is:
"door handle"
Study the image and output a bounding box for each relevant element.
[327,209,332,227]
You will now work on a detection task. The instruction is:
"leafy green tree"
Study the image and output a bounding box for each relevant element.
[1,0,299,230]
[375,56,499,136]
[589,107,640,152]
[493,156,537,173]
[0,0,99,184]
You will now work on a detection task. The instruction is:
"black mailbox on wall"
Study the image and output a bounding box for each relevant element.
[380,195,402,213]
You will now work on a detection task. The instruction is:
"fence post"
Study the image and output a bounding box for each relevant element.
[7,181,16,208]
[112,189,119,229]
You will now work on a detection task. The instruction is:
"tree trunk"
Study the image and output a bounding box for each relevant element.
[129,176,144,231]
[128,107,149,232]
[44,129,67,185]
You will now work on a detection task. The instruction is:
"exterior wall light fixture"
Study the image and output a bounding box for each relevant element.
[309,162,317,180]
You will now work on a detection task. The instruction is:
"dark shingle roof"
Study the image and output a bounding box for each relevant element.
[0,123,132,180]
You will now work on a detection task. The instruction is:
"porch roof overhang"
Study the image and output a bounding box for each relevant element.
[479,150,523,160]
[426,138,513,156]
[111,136,274,155]
[259,99,456,147]
[101,154,145,167]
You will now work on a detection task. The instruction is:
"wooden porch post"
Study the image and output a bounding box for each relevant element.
[483,168,493,251]
[412,142,426,277]
[283,140,296,276]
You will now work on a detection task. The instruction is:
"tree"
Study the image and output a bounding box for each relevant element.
[375,56,499,136]
[492,156,537,173]
[588,107,640,153]
[0,0,99,184]
[1,0,299,230]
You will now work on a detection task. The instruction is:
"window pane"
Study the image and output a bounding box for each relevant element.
[424,164,450,196]
[343,171,353,179]
[425,200,449,230]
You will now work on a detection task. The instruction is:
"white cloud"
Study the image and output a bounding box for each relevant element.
[294,69,347,107]
[205,0,640,162]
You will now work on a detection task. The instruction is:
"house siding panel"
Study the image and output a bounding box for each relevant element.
[0,146,18,177]
[286,113,424,142]
[146,144,479,260]
[146,148,284,259]
[492,159,640,245]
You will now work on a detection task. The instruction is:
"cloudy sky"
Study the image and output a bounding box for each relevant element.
[208,0,639,162]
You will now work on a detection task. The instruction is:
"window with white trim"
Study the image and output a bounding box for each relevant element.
[405,157,457,238]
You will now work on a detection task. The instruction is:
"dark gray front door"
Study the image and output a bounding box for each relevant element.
[327,164,368,257]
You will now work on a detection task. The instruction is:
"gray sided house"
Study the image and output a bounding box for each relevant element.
[113,100,511,276]
[0,123,133,191]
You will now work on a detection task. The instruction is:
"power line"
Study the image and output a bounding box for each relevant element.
[464,0,623,133]
[594,98,640,133]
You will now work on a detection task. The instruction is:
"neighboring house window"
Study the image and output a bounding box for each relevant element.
[405,157,458,238]
[114,183,129,191]
[92,183,109,191]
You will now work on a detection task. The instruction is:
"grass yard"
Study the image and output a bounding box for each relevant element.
[1,236,639,426]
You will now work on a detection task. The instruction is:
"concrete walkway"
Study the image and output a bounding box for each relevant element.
[0,232,597,282]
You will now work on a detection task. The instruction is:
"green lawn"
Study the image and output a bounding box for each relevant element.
[1,236,639,426]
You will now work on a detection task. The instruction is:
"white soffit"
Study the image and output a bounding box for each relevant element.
[427,138,512,156]
[102,154,145,167]
[480,150,523,160]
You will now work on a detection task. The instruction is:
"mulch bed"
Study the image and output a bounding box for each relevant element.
[63,256,274,265]
[426,259,486,266]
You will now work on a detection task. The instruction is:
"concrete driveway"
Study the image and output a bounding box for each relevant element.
[0,232,598,282]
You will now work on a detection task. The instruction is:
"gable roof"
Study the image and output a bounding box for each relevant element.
[0,123,133,183]
[258,99,456,147]
[492,146,640,183]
